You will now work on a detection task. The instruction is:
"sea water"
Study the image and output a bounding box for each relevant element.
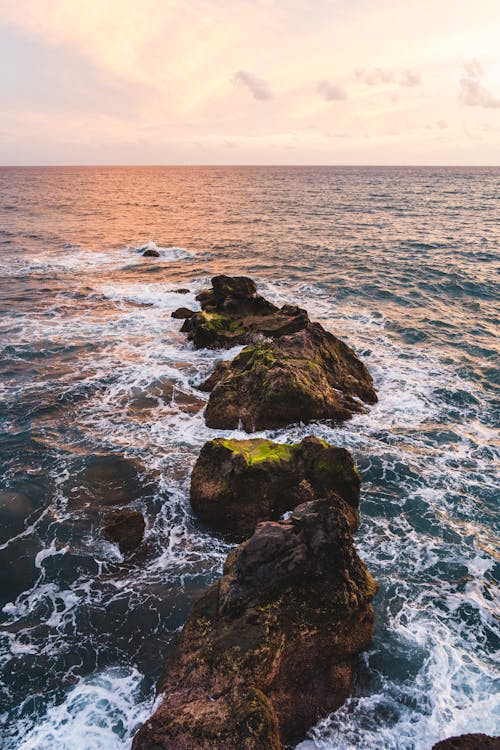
[0,166,498,749]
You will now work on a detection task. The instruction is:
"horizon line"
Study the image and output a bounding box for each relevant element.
[1,163,500,169]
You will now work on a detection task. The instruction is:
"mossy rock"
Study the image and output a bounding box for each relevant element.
[204,323,377,431]
[132,497,377,750]
[179,275,309,349]
[190,436,360,537]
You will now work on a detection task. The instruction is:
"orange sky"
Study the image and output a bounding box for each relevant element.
[1,0,499,164]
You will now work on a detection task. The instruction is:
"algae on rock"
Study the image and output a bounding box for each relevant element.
[191,435,360,537]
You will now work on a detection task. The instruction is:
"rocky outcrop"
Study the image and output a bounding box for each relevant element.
[173,276,376,430]
[432,736,500,750]
[132,496,377,750]
[103,510,145,554]
[177,275,310,349]
[190,435,360,537]
[204,323,377,431]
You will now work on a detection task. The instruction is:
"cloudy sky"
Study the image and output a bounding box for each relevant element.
[1,0,499,165]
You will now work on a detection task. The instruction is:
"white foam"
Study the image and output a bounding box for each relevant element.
[2,273,499,749]
[15,668,151,750]
[132,240,193,262]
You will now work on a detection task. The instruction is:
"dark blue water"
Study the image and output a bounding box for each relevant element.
[0,166,499,749]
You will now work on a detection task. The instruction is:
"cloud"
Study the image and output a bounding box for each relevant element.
[232,70,273,100]
[399,69,421,86]
[356,67,421,87]
[459,59,500,108]
[317,80,348,101]
[355,67,393,85]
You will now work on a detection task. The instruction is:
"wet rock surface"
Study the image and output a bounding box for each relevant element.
[62,454,145,510]
[204,322,377,431]
[180,274,310,349]
[175,276,377,430]
[132,497,377,750]
[102,510,146,554]
[432,735,500,750]
[171,307,196,319]
[190,435,360,537]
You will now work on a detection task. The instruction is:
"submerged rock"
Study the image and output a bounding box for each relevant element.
[103,510,145,554]
[63,454,145,509]
[191,435,360,537]
[132,496,377,750]
[432,736,500,750]
[204,322,377,431]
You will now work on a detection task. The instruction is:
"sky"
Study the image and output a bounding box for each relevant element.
[0,0,499,165]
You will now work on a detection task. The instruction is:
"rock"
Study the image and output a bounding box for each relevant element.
[132,497,377,750]
[63,454,144,510]
[174,288,190,294]
[198,361,231,392]
[103,510,145,554]
[143,248,160,257]
[171,307,196,319]
[180,275,309,349]
[190,436,360,537]
[0,488,42,544]
[173,276,376,428]
[204,322,377,431]
[432,736,500,750]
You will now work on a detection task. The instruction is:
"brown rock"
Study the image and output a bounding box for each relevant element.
[103,510,145,554]
[190,436,360,537]
[143,248,160,257]
[180,275,308,349]
[432,735,500,750]
[204,322,377,431]
[171,307,196,319]
[132,496,377,750]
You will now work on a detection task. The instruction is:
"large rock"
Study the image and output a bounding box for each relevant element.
[204,323,377,431]
[178,275,309,349]
[173,276,377,430]
[432,736,500,750]
[132,496,377,750]
[190,436,360,537]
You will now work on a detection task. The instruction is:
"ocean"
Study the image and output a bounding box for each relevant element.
[0,165,498,749]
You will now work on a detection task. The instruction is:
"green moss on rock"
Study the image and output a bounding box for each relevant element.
[190,436,360,538]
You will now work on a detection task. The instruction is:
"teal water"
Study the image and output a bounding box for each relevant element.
[0,166,499,749]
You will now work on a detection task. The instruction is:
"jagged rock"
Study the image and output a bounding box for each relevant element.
[171,307,196,319]
[191,436,360,537]
[143,248,160,257]
[204,322,377,431]
[180,275,309,349]
[103,510,145,554]
[173,276,376,429]
[132,496,377,750]
[432,735,500,750]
